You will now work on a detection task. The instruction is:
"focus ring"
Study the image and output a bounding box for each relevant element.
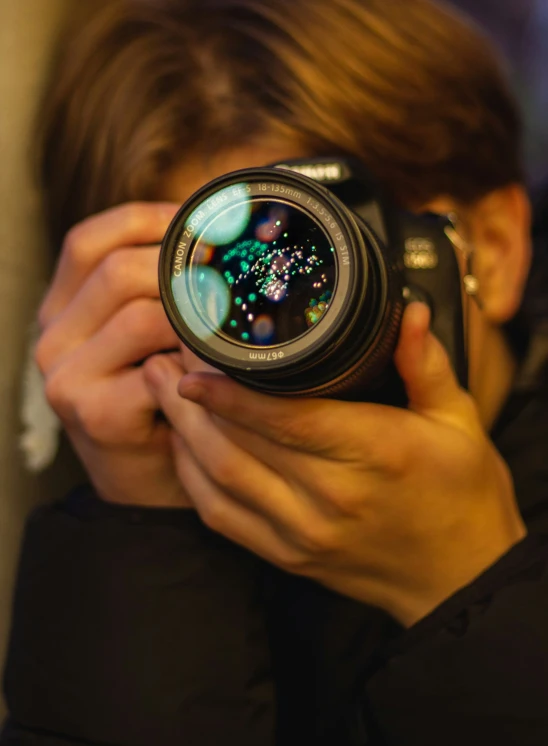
[302,291,404,401]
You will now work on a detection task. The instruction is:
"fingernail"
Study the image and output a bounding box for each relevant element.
[177,378,204,402]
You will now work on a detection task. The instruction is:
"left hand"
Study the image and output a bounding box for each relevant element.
[144,303,526,626]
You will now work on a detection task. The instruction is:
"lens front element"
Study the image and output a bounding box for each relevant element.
[172,192,336,347]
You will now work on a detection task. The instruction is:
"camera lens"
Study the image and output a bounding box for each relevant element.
[178,199,335,346]
[160,168,403,399]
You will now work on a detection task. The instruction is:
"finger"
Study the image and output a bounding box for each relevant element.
[171,431,307,572]
[48,365,162,444]
[144,355,308,527]
[37,247,162,367]
[147,355,368,510]
[394,302,476,425]
[45,299,179,378]
[173,372,375,458]
[39,202,180,326]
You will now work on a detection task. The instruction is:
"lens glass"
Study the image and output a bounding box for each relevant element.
[175,196,336,346]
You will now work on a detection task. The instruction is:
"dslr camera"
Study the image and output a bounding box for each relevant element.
[159,158,468,403]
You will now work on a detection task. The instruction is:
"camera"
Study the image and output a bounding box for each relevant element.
[159,158,468,403]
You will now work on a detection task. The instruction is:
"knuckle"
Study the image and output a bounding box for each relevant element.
[34,334,52,375]
[278,548,316,576]
[379,440,408,476]
[43,367,74,420]
[326,488,360,517]
[297,519,339,557]
[73,395,116,444]
[272,411,315,450]
[44,371,115,444]
[199,498,227,534]
[361,420,410,475]
[63,222,90,269]
[122,202,152,236]
[100,250,133,297]
[311,469,362,517]
[114,300,176,360]
[118,298,159,339]
[210,458,239,492]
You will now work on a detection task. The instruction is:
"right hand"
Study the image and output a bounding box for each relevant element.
[35,202,191,507]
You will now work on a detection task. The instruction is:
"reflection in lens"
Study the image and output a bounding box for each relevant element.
[193,240,214,264]
[185,186,251,246]
[305,290,332,327]
[185,197,336,346]
[252,315,275,343]
[172,266,231,338]
[203,201,250,245]
[255,205,289,244]
[263,278,287,302]
[256,219,282,243]
[271,254,291,273]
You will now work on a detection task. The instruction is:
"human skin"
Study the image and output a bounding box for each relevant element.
[37,142,530,625]
[35,143,304,508]
[35,202,191,507]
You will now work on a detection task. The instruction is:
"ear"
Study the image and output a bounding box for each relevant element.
[467,184,532,324]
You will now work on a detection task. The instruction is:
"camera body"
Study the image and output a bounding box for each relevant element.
[159,157,467,403]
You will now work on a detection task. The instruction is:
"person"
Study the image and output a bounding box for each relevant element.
[3,0,548,744]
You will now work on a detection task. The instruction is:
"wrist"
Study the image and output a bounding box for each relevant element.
[391,518,528,628]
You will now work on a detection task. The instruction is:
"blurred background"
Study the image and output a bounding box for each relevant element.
[0,0,547,718]
[450,0,548,186]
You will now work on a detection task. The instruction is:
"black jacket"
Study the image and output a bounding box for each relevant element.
[2,357,548,746]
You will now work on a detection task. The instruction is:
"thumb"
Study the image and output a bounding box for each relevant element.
[394,302,467,418]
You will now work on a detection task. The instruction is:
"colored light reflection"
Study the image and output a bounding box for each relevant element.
[305,290,332,327]
[185,186,251,246]
[252,314,275,343]
[172,266,231,337]
[263,278,288,302]
[255,205,288,243]
[193,240,214,264]
[178,196,336,347]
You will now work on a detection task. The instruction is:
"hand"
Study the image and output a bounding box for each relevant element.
[36,202,191,507]
[145,303,527,625]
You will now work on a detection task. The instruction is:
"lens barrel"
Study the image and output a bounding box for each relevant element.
[159,167,403,399]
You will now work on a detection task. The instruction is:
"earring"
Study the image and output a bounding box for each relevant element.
[444,212,483,309]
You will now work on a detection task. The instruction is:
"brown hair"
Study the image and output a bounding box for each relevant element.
[41,0,523,247]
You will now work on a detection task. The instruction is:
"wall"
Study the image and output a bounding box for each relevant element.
[0,0,72,717]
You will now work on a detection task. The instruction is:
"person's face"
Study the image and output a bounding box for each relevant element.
[161,140,532,419]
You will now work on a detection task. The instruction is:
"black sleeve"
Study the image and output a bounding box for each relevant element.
[1,487,275,746]
[361,533,548,746]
